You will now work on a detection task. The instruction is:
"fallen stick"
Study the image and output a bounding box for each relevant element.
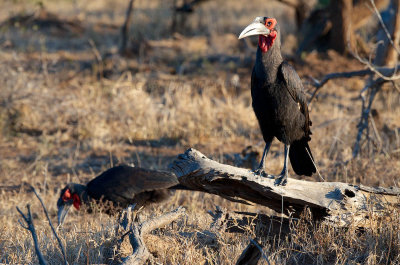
[121,206,186,265]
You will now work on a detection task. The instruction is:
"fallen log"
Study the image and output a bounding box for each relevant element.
[170,148,400,227]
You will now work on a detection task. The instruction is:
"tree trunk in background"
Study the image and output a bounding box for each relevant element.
[385,0,400,66]
[329,0,355,53]
[120,0,135,54]
[277,0,317,29]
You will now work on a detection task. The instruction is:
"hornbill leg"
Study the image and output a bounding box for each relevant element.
[274,144,290,186]
[254,140,272,176]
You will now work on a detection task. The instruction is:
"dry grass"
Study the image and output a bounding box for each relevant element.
[1,0,400,264]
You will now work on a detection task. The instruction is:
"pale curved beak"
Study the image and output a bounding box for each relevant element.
[238,22,270,39]
[57,198,72,226]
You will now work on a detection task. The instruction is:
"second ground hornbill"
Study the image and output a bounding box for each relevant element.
[57,165,186,225]
[239,17,316,185]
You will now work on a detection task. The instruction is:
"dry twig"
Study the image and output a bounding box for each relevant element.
[16,186,68,265]
[16,205,48,265]
[31,187,68,265]
[308,65,400,104]
[120,206,186,265]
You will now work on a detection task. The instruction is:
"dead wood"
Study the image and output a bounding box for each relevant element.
[349,0,400,157]
[170,148,400,227]
[307,64,400,104]
[32,187,68,265]
[306,1,400,157]
[119,206,186,265]
[16,205,48,265]
[307,62,399,159]
[16,186,68,265]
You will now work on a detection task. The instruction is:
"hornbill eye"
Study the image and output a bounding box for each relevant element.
[266,21,272,27]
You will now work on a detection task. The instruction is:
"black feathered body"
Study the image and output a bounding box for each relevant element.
[251,40,316,176]
[83,165,179,212]
[252,68,306,144]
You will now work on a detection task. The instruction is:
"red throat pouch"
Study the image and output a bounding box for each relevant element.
[73,194,81,210]
[258,32,276,53]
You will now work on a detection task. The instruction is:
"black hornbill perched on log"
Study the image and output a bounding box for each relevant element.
[238,17,316,185]
[57,165,187,225]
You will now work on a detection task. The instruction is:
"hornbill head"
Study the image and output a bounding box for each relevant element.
[57,183,87,225]
[238,17,279,53]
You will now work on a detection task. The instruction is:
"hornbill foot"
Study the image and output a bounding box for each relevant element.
[253,167,268,177]
[274,173,288,186]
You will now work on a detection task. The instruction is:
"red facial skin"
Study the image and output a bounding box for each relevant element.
[258,18,277,53]
[62,188,81,210]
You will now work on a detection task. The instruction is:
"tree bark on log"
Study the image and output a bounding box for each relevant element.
[170,148,400,227]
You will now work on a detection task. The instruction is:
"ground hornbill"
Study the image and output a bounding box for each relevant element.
[57,165,186,225]
[238,17,316,185]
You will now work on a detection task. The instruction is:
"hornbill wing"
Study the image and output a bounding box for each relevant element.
[279,62,312,139]
[86,165,179,204]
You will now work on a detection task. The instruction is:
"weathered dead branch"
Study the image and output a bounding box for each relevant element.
[350,0,400,157]
[120,206,186,265]
[170,148,400,227]
[16,187,68,265]
[16,204,48,265]
[32,187,68,265]
[308,64,400,104]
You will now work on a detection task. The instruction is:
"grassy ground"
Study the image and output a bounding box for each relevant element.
[1,0,400,264]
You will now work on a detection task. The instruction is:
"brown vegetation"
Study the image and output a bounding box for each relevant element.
[0,0,400,264]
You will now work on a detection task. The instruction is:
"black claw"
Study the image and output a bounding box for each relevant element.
[274,174,288,186]
[253,168,268,177]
